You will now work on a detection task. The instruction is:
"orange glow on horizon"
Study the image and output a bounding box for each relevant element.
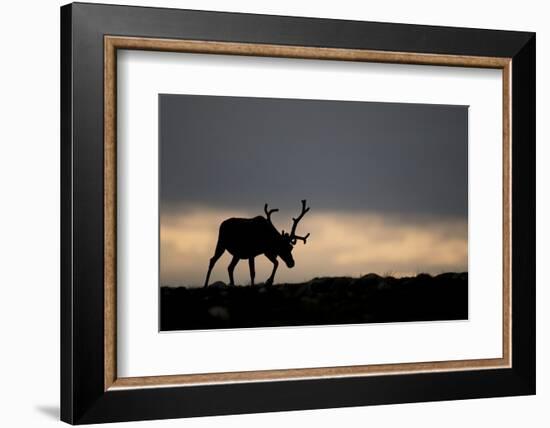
[160,206,467,287]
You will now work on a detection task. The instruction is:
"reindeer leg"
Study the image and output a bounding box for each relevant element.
[265,253,278,286]
[204,243,225,287]
[248,258,255,286]
[227,255,239,286]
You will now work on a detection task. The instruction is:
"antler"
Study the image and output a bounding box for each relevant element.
[264,203,279,225]
[289,200,311,244]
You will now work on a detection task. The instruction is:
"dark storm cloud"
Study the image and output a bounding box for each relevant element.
[159,94,467,218]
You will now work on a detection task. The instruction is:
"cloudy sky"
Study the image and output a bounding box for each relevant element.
[159,94,468,286]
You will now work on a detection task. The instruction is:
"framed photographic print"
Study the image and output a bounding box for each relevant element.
[60,2,535,424]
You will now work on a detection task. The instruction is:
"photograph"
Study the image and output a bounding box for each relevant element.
[56,2,536,424]
[159,94,469,331]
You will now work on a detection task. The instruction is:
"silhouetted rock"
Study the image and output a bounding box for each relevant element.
[355,273,383,287]
[209,281,226,289]
[160,272,468,331]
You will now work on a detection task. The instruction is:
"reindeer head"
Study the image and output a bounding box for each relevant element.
[264,200,311,269]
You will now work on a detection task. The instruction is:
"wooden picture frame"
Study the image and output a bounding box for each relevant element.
[61,2,535,424]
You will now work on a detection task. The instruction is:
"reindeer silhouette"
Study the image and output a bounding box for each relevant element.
[204,200,311,287]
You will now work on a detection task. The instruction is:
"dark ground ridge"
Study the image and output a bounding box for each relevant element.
[160,272,468,331]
